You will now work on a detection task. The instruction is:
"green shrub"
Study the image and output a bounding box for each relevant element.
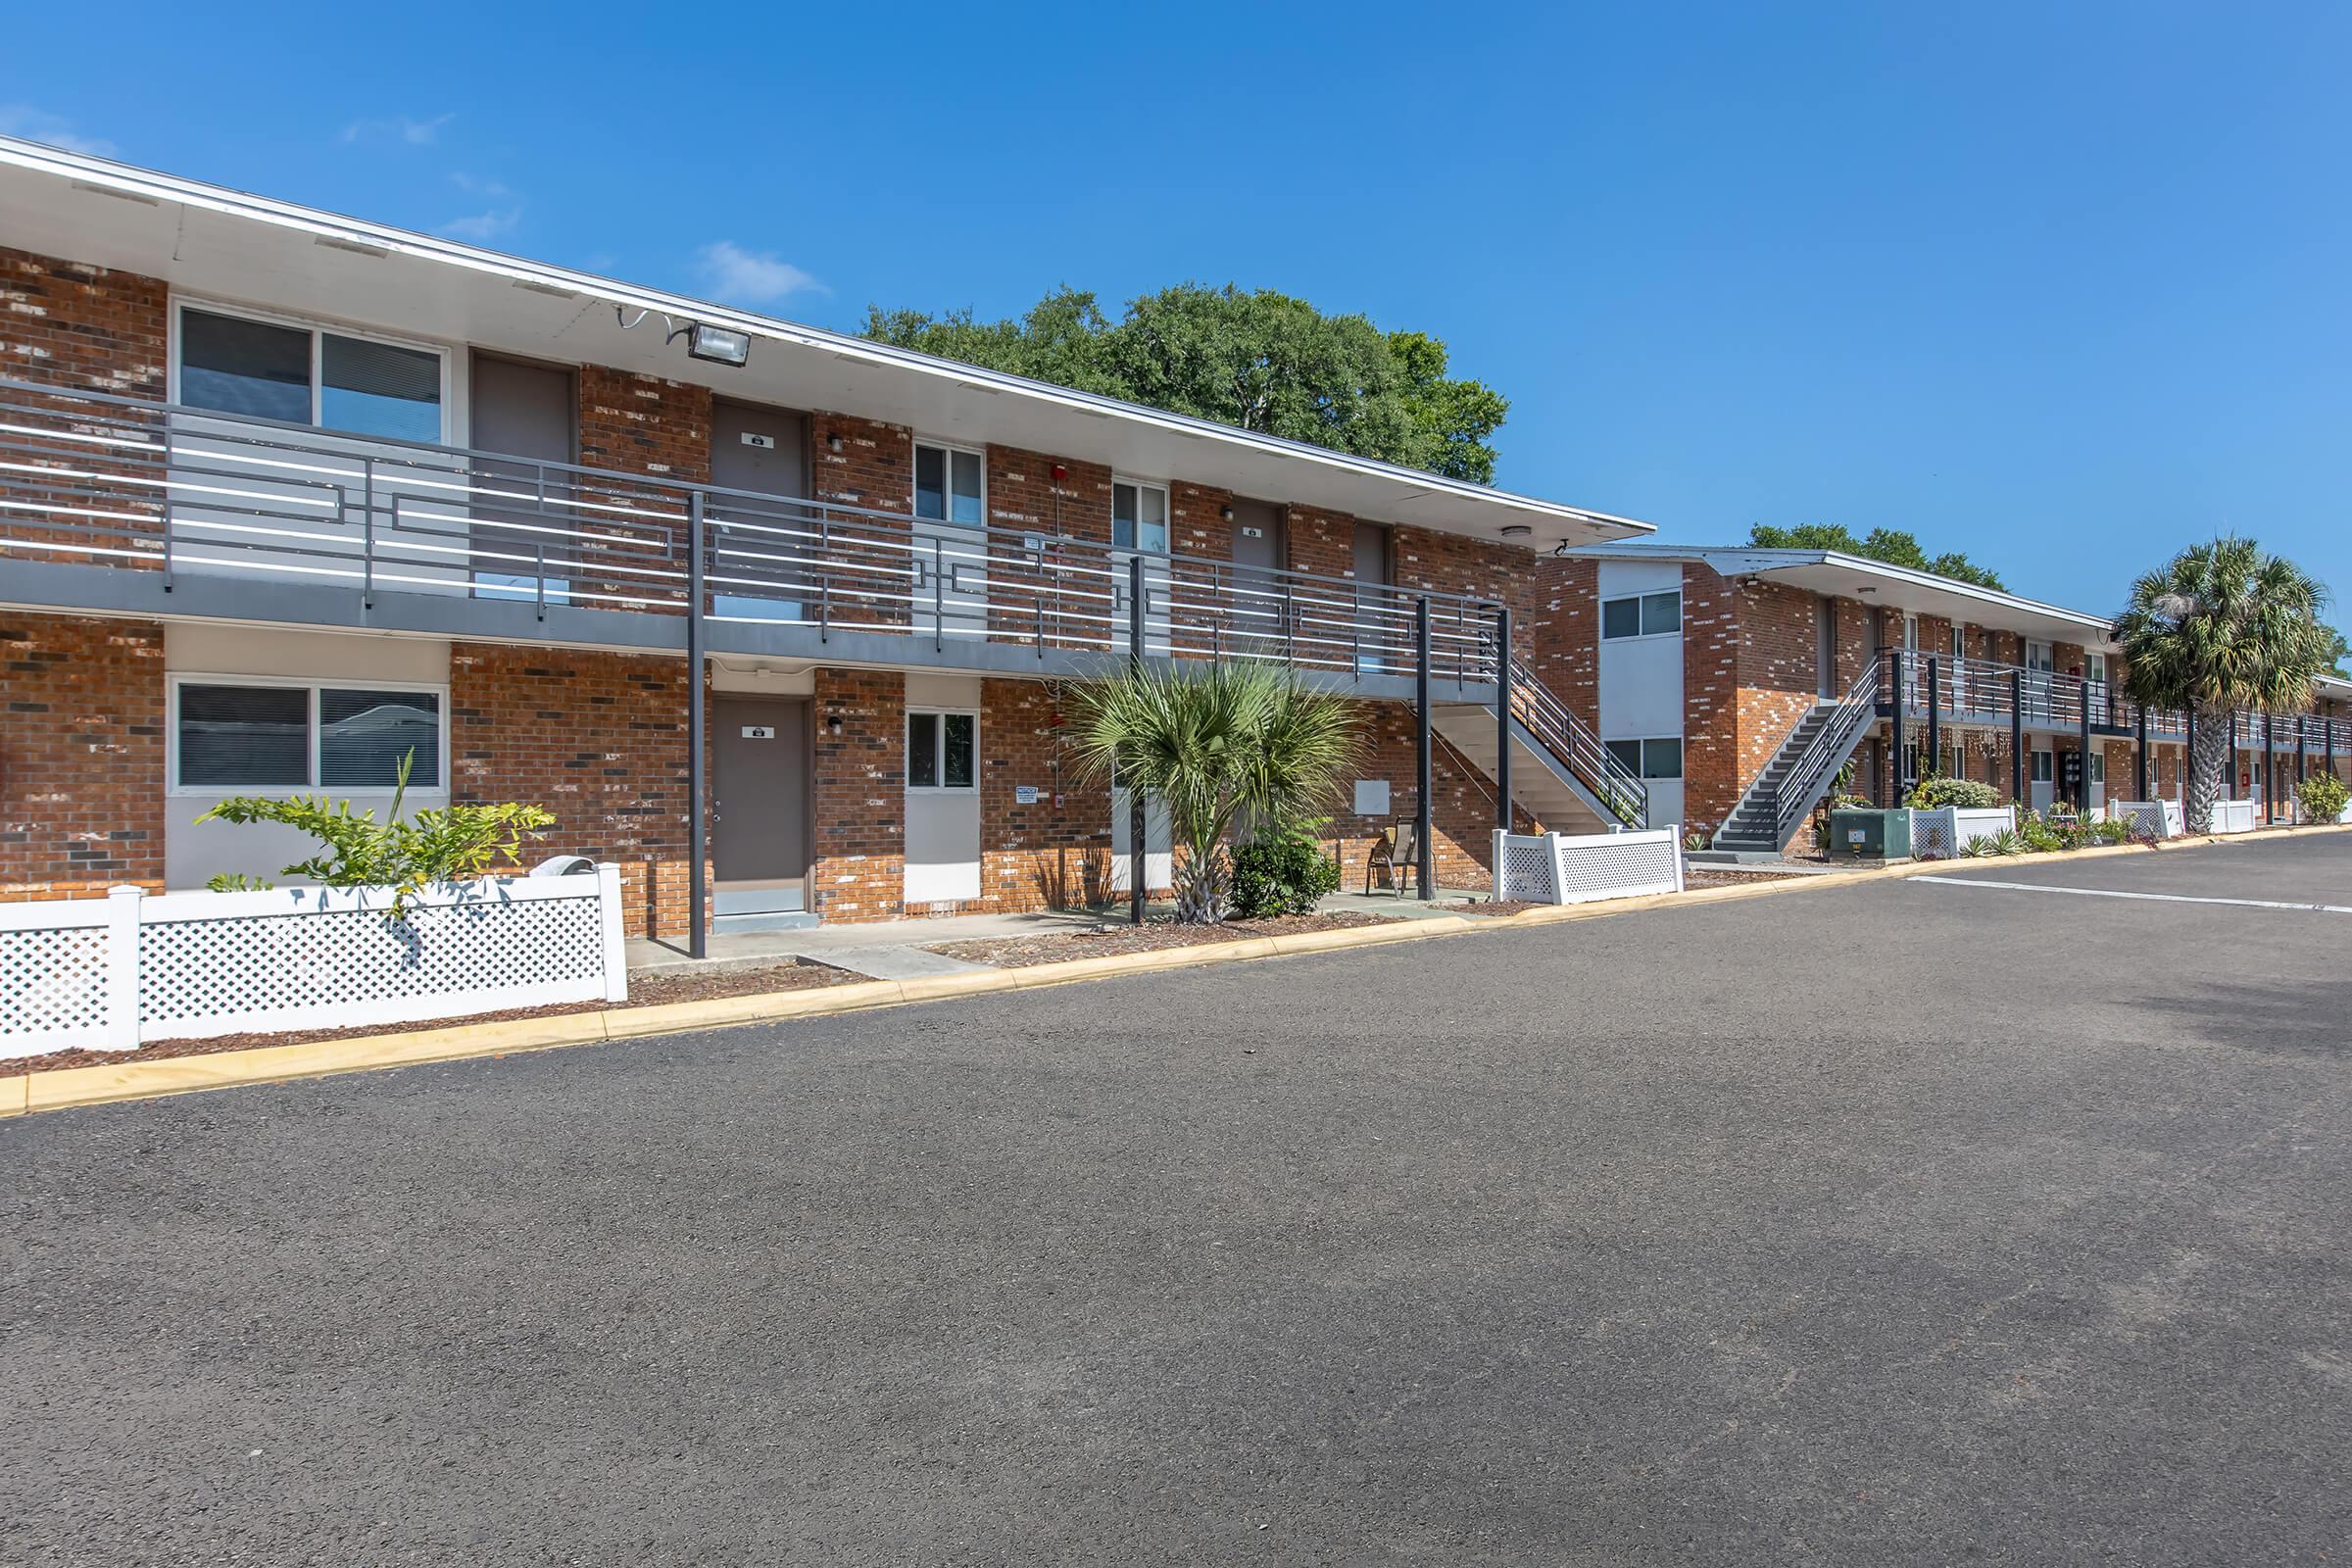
[2019,812,2065,854]
[196,751,554,918]
[1907,774,1999,809]
[1228,830,1343,919]
[2298,771,2349,823]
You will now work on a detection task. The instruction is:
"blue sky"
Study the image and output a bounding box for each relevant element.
[6,2,2348,617]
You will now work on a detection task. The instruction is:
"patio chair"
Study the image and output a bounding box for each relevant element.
[1364,819,1420,897]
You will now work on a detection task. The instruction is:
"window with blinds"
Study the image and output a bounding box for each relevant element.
[173,681,443,790]
[177,306,444,442]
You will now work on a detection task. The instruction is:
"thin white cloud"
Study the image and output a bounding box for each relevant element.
[341,112,456,146]
[440,208,522,243]
[0,104,117,157]
[696,241,825,304]
[450,172,512,199]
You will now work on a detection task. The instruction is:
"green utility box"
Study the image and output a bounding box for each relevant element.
[1828,808,1912,862]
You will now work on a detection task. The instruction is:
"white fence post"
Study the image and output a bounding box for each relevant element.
[103,884,143,1053]
[596,860,629,1004]
[1491,830,1506,903]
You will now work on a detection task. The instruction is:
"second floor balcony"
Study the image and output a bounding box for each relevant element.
[0,377,1509,703]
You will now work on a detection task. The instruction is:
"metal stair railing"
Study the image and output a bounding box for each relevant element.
[1762,655,1883,846]
[1505,658,1649,828]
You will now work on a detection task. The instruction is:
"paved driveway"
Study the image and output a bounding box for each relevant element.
[6,836,2350,1564]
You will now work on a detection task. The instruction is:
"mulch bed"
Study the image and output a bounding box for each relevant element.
[1442,899,1549,917]
[0,959,857,1080]
[925,910,1399,969]
[1684,868,1808,889]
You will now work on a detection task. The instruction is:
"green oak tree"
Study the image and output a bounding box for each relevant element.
[1745,522,2006,591]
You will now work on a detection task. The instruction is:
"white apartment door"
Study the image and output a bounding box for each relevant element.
[1109,478,1171,656]
[2030,747,2055,810]
[912,441,988,641]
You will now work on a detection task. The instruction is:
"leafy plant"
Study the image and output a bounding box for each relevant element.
[1060,661,1366,923]
[1684,827,1713,852]
[2297,771,2349,824]
[2018,812,2065,855]
[1906,773,2000,809]
[1987,827,2028,857]
[196,752,555,918]
[2114,536,2334,834]
[1960,834,2000,858]
[1229,826,1343,919]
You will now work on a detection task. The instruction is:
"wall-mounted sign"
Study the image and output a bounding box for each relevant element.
[1014,785,1040,805]
[741,725,775,739]
[740,431,776,450]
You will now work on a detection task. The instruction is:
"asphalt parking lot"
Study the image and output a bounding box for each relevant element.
[6,833,2350,1565]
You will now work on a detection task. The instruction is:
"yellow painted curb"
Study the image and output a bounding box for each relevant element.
[13,823,2341,1117]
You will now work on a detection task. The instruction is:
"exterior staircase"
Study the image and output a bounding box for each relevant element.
[1712,660,1882,853]
[1431,662,1648,838]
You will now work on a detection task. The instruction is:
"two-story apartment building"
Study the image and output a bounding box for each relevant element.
[0,136,1661,949]
[1537,544,2352,851]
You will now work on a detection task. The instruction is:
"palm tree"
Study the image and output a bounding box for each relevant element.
[2113,537,2332,832]
[1060,661,1366,922]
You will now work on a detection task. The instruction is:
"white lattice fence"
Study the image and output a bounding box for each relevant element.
[1494,826,1685,906]
[1,865,627,1059]
[1915,806,2017,858]
[2107,800,2183,840]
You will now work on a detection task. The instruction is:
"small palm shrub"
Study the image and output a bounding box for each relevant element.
[1229,828,1343,919]
[2297,772,2349,823]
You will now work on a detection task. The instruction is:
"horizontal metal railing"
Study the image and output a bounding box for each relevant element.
[0,377,1504,684]
[1882,650,2351,755]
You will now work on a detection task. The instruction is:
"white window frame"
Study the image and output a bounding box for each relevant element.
[167,672,451,797]
[2026,640,2054,673]
[1603,735,1684,780]
[1110,476,1171,554]
[1949,624,1966,661]
[911,438,988,529]
[2089,752,2106,785]
[2030,748,2055,783]
[1599,590,1682,642]
[2085,653,2109,686]
[170,297,454,443]
[905,707,979,795]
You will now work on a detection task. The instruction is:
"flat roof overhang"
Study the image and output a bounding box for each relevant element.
[0,136,1652,557]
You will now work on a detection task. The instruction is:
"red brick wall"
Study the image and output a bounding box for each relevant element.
[975,676,1115,912]
[813,413,914,628]
[987,445,1110,544]
[577,366,710,482]
[0,613,167,900]
[1,247,169,397]
[1170,480,1232,561]
[1390,526,1540,621]
[1323,701,1513,890]
[1527,557,1598,726]
[450,642,696,936]
[1681,565,1741,830]
[810,666,905,922]
[1284,505,1354,581]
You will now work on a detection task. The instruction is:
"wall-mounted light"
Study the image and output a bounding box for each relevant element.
[612,306,751,368]
[685,323,751,368]
[827,434,844,455]
[825,710,844,736]
[1219,505,1235,522]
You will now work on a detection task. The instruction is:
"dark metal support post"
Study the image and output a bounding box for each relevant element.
[687,492,709,959]
[1494,607,1513,831]
[2229,713,2239,800]
[1415,596,1435,899]
[1925,657,1940,775]
[2078,680,2093,810]
[2298,718,2309,820]
[2009,669,2024,806]
[2264,713,2276,823]
[2135,707,2149,801]
[1128,554,1147,925]
[1888,648,1907,802]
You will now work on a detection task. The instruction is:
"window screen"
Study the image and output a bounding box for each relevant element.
[179,310,311,423]
[1640,592,1682,636]
[177,684,310,787]
[321,334,442,441]
[320,688,440,788]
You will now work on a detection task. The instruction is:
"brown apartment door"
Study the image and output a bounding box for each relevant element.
[1229,499,1284,649]
[710,696,809,914]
[710,400,810,621]
[469,354,575,600]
